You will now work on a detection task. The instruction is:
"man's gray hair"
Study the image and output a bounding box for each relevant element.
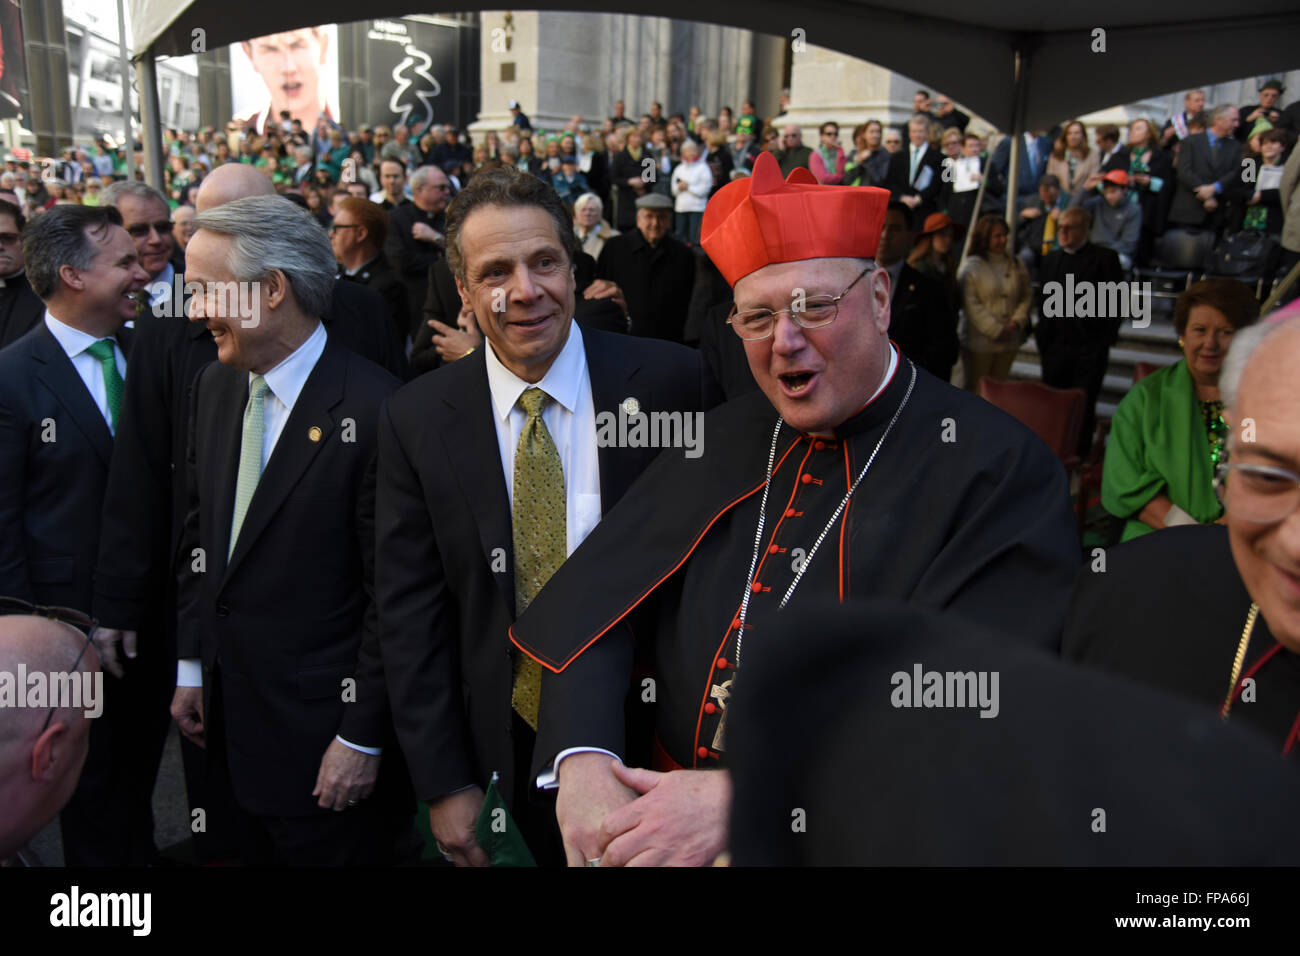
[191,196,335,317]
[100,180,168,210]
[409,165,446,190]
[1220,313,1297,410]
[1209,104,1236,125]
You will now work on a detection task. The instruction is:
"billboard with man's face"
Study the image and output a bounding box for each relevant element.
[231,25,339,134]
[0,0,30,120]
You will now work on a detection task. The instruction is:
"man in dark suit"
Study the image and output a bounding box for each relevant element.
[0,199,43,348]
[385,164,451,334]
[1034,207,1125,458]
[886,114,944,229]
[1169,105,1244,232]
[171,196,409,865]
[331,196,409,350]
[988,130,1054,210]
[875,202,957,381]
[595,194,695,343]
[90,163,406,863]
[376,165,717,866]
[609,129,648,231]
[0,204,151,864]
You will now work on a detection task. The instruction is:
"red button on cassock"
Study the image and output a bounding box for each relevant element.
[768,543,780,554]
[784,508,796,517]
[801,473,813,484]
[704,702,717,715]
[751,581,762,593]
[697,747,709,759]
[731,617,741,630]
[814,440,825,450]
[716,657,729,670]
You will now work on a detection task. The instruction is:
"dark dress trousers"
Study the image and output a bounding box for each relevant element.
[375,325,719,857]
[176,337,409,862]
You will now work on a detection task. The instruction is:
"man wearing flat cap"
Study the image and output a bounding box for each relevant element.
[510,152,1081,866]
[593,191,695,343]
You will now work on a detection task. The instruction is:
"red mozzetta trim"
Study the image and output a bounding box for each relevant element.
[508,434,806,673]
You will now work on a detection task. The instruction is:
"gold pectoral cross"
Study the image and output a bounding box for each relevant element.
[710,679,733,752]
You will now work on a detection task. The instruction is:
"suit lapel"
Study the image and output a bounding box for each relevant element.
[206,365,246,576]
[31,324,113,465]
[584,329,641,513]
[223,340,343,582]
[436,351,517,612]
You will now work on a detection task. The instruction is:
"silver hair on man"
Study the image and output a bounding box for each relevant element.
[100,180,169,209]
[1220,311,1297,411]
[191,196,335,317]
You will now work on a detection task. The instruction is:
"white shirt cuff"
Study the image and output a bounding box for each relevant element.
[536,747,621,790]
[176,658,202,687]
[335,735,382,756]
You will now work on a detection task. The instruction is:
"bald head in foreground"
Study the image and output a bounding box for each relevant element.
[0,617,99,859]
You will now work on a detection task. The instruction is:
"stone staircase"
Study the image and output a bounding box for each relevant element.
[1007,294,1185,422]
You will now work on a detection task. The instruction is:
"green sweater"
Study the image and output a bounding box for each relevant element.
[1102,359,1223,542]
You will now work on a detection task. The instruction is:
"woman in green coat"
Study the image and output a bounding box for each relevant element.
[1103,279,1261,541]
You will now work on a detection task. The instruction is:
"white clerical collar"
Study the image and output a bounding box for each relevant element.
[485,318,585,422]
[257,320,326,410]
[868,343,899,404]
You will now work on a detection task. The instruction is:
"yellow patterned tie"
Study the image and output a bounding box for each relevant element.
[229,375,269,560]
[511,387,566,730]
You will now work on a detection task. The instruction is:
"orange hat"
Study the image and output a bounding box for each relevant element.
[1101,169,1130,187]
[700,151,890,286]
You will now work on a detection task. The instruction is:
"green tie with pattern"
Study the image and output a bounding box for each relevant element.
[229,375,270,560]
[511,387,566,730]
[84,339,124,432]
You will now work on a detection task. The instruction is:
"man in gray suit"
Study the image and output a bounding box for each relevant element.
[1169,105,1244,232]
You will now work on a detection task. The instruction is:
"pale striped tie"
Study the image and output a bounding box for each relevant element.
[229,375,269,559]
[511,387,566,730]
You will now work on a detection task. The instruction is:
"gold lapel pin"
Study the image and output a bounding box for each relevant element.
[308,426,322,442]
[621,397,640,416]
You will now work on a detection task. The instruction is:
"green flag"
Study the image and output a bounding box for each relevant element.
[473,772,537,867]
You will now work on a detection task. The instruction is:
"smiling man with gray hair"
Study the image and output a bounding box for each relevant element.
[170,196,413,864]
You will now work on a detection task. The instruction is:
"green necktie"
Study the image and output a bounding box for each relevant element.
[84,339,124,432]
[910,145,920,182]
[229,375,270,560]
[511,387,566,730]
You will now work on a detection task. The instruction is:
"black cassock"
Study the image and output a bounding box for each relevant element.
[512,354,1082,773]
[1064,524,1300,760]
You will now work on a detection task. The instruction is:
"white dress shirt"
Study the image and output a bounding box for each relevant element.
[483,320,603,557]
[43,311,126,434]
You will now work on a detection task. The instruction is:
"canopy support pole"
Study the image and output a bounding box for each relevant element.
[1004,45,1030,229]
[115,0,134,179]
[137,49,166,192]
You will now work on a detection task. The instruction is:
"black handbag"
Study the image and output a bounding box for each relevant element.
[1205,230,1281,279]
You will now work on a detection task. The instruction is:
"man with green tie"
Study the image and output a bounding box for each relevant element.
[0,204,150,863]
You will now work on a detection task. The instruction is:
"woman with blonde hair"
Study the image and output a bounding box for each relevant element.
[958,213,1032,390]
[1047,120,1099,194]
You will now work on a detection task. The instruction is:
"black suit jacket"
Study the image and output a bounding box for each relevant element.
[384,199,446,333]
[0,322,128,612]
[885,145,944,227]
[93,280,406,635]
[1170,132,1245,228]
[0,273,44,349]
[176,337,399,816]
[375,325,719,807]
[595,231,695,343]
[888,263,958,382]
[338,255,410,354]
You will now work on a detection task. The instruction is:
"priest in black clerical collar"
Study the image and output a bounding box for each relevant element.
[1065,302,1300,759]
[509,151,1081,867]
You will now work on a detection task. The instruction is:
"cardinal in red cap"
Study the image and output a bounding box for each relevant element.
[510,150,1082,868]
